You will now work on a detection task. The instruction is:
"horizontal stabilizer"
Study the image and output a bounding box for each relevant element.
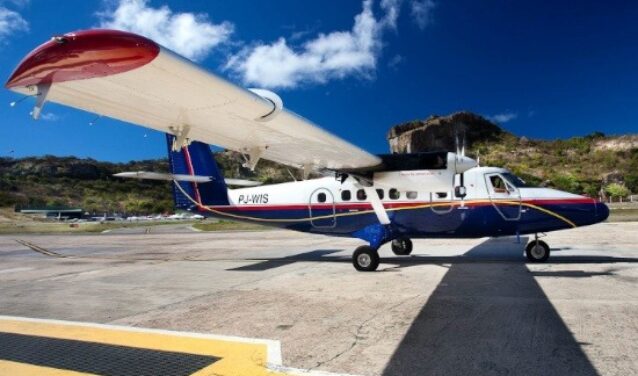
[224,178,263,187]
[113,171,211,183]
[113,172,262,186]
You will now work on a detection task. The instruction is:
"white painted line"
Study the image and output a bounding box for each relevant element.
[270,364,360,376]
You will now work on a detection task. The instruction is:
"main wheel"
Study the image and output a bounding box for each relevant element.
[391,237,413,256]
[352,246,380,271]
[526,240,550,262]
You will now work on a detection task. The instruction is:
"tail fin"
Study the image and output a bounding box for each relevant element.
[166,134,229,210]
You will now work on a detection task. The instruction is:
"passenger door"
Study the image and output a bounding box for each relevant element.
[484,173,521,221]
[309,188,336,228]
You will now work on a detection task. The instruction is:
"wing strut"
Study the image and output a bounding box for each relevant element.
[32,83,51,120]
[349,176,391,225]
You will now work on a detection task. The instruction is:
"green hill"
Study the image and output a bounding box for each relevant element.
[0,152,304,214]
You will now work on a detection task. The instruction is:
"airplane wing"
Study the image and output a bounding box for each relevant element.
[5,29,381,171]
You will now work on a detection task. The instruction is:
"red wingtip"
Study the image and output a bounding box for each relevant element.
[5,29,160,89]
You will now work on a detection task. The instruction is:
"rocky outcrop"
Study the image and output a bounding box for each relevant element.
[593,135,638,151]
[387,111,506,153]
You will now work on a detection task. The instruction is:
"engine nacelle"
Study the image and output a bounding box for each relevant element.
[248,88,283,122]
[448,152,478,173]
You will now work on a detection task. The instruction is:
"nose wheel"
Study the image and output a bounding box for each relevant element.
[391,237,413,256]
[352,246,380,271]
[526,235,550,262]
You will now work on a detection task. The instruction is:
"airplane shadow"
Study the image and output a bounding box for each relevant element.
[382,237,600,376]
[227,239,636,374]
[227,249,344,271]
[226,243,638,272]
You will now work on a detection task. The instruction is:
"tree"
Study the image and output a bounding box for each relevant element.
[605,183,630,199]
[625,174,638,194]
[551,174,580,193]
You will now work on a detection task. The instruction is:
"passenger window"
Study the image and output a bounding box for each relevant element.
[357,189,367,200]
[376,189,384,200]
[489,175,508,194]
[341,190,351,201]
[317,193,326,203]
[389,188,400,200]
[406,191,418,199]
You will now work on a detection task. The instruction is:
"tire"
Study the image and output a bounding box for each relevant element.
[526,240,550,262]
[352,246,380,271]
[391,238,413,256]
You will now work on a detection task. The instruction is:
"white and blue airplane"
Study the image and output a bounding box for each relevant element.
[6,30,609,271]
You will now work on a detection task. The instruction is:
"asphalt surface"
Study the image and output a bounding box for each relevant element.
[1,222,637,375]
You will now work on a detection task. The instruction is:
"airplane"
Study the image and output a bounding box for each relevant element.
[5,29,610,271]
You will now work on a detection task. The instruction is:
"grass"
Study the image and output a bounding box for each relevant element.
[0,220,197,234]
[608,209,638,223]
[192,220,272,232]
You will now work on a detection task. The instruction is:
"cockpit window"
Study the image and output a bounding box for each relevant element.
[502,173,528,188]
[489,175,509,193]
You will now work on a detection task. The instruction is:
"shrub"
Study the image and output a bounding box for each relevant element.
[605,183,630,198]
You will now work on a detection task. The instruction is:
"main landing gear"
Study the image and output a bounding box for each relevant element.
[352,237,413,272]
[391,237,413,256]
[352,246,380,271]
[526,233,550,262]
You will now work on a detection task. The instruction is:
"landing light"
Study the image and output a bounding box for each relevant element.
[51,36,68,44]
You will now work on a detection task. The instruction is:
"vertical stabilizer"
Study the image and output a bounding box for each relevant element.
[166,134,229,209]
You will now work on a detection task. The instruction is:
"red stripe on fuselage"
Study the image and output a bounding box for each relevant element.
[525,198,597,205]
[203,197,595,213]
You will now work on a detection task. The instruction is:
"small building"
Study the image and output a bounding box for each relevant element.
[17,207,83,220]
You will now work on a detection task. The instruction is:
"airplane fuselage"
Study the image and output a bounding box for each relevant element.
[178,166,609,247]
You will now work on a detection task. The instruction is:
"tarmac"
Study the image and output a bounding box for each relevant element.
[1,222,637,375]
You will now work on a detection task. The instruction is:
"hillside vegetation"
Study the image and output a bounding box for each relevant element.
[0,152,303,214]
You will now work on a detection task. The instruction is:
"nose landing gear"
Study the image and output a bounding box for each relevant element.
[526,234,550,262]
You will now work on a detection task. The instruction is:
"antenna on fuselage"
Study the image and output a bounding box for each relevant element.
[286,167,298,182]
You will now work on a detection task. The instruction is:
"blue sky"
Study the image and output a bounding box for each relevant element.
[0,0,636,162]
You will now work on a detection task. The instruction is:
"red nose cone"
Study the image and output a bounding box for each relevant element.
[5,29,160,89]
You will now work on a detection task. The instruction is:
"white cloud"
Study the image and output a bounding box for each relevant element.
[410,0,435,29]
[388,54,404,69]
[225,0,402,89]
[97,0,233,61]
[0,0,30,7]
[380,0,402,29]
[40,112,59,122]
[488,112,518,123]
[0,6,28,43]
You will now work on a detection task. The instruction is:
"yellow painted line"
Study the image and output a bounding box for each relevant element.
[0,316,285,376]
[0,360,90,376]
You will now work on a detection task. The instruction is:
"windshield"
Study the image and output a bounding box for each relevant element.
[502,172,529,188]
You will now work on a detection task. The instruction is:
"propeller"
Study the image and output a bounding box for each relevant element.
[454,128,468,201]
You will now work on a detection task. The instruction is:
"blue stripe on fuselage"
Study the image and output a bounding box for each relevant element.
[194,200,605,239]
